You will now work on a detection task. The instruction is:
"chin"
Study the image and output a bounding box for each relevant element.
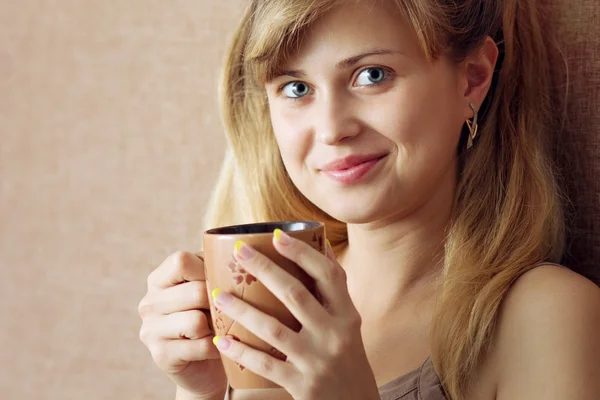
[320,201,387,225]
[304,183,395,224]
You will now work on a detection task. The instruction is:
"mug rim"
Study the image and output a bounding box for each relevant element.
[204,220,323,236]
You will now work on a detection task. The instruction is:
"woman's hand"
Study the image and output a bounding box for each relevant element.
[138,251,228,400]
[211,230,380,400]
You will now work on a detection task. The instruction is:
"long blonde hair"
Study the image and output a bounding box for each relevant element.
[203,0,565,398]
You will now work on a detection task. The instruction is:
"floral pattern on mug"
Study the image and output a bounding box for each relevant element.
[312,232,324,253]
[228,259,257,287]
[270,347,287,361]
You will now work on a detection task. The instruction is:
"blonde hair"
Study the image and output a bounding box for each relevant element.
[204,0,566,398]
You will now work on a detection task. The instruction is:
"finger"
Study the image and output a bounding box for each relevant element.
[233,242,329,331]
[148,251,205,292]
[142,310,213,341]
[325,239,335,261]
[213,335,298,389]
[139,281,209,317]
[212,289,304,360]
[272,230,355,315]
[151,336,221,373]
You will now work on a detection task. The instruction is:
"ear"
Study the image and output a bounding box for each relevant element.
[460,36,499,119]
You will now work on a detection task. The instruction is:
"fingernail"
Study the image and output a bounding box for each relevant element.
[273,229,291,245]
[213,336,231,351]
[212,288,233,306]
[235,240,255,260]
[326,239,331,248]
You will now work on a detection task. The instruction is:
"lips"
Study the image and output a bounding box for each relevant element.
[321,153,388,172]
[319,152,388,184]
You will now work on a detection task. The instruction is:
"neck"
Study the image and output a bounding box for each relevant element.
[338,173,455,321]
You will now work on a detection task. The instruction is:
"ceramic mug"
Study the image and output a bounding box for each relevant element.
[203,221,326,389]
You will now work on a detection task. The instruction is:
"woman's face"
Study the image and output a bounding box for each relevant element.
[265,1,468,224]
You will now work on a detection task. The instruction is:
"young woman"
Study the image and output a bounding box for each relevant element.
[138,1,600,399]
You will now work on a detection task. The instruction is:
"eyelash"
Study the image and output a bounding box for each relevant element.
[276,66,393,101]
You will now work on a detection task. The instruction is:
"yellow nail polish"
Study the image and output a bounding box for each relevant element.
[212,288,221,301]
[274,229,283,242]
[235,240,244,254]
[326,239,331,247]
[213,336,221,347]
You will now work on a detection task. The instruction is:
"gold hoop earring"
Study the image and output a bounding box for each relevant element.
[466,103,479,150]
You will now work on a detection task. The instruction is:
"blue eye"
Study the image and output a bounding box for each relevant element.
[355,67,387,86]
[282,82,311,98]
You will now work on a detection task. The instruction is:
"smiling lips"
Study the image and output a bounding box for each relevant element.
[320,153,388,184]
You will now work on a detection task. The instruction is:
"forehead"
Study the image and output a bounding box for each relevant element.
[280,1,423,69]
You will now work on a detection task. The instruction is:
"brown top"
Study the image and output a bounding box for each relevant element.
[224,262,564,400]
[378,357,446,400]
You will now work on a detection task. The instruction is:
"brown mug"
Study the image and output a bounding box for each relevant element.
[202,221,326,390]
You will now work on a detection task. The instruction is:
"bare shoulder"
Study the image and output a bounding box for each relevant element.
[490,264,600,400]
[502,264,600,311]
[500,264,600,326]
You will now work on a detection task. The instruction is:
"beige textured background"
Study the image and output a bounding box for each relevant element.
[1,1,244,398]
[1,1,598,399]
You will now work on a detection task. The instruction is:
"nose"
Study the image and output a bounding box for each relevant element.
[314,91,361,145]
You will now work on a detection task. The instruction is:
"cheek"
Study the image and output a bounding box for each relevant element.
[374,67,463,151]
[398,67,464,190]
[268,103,312,174]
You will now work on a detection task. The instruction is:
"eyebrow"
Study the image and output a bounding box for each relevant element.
[274,48,403,80]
